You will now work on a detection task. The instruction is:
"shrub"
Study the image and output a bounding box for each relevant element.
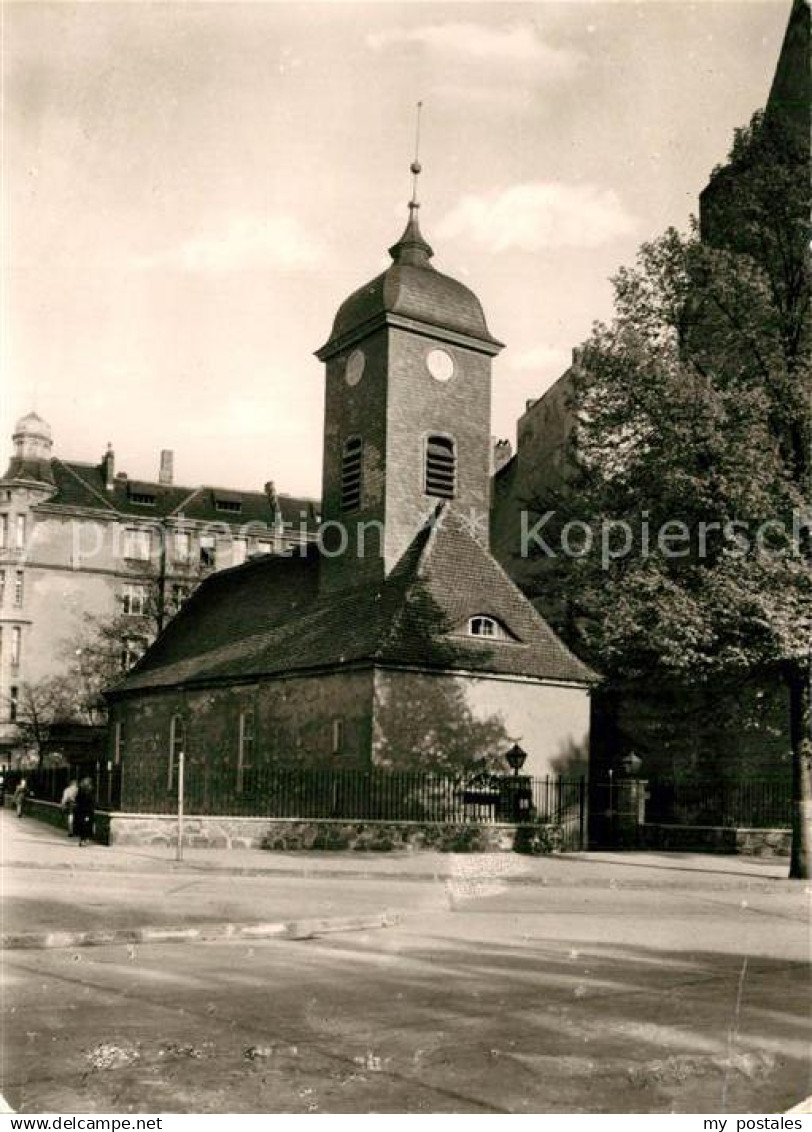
[513,821,562,855]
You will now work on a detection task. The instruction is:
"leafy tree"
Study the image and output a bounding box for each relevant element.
[527,110,810,877]
[375,677,512,773]
[66,565,195,720]
[5,678,87,767]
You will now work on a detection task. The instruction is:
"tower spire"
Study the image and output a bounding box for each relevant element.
[409,100,423,214]
[389,101,434,267]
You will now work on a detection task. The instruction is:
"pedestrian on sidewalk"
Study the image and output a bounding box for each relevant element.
[74,777,95,846]
[13,778,27,818]
[60,779,78,837]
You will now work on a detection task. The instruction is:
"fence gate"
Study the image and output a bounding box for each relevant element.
[530,777,587,851]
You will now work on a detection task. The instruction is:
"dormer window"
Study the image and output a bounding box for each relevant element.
[128,481,156,506]
[215,492,243,514]
[425,435,456,499]
[468,615,510,640]
[341,437,363,512]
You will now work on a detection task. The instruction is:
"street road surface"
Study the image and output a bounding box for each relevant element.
[3,869,809,1114]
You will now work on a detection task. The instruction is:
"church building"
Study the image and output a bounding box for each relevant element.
[107,172,594,812]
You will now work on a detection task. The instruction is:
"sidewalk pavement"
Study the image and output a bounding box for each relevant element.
[1,806,796,885]
[1,809,802,950]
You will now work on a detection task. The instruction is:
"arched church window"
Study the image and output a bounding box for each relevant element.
[425,434,456,499]
[341,437,363,512]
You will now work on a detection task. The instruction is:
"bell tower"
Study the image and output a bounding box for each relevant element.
[316,140,503,595]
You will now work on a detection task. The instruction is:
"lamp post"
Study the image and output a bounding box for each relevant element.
[505,743,527,777]
[176,748,185,862]
[504,743,531,823]
[620,752,642,778]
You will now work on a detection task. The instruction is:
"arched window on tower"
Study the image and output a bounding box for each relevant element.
[341,437,363,512]
[425,434,456,499]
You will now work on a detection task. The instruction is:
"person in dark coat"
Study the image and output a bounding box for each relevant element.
[74,777,95,846]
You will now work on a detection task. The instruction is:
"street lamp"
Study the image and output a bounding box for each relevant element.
[620,752,642,778]
[505,743,528,777]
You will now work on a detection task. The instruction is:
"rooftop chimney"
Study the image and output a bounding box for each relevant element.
[102,444,115,492]
[159,449,174,486]
[264,480,278,517]
[490,437,513,476]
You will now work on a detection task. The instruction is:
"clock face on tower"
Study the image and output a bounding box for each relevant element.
[345,348,365,387]
[426,348,454,383]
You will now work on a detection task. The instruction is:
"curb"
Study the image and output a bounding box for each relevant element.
[2,858,798,891]
[0,910,399,951]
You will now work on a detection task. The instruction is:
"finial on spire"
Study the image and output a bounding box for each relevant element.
[409,101,423,213]
[389,100,434,267]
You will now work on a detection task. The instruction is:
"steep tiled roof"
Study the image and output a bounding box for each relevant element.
[1,456,56,487]
[318,212,502,357]
[324,264,500,352]
[110,507,595,698]
[50,461,117,510]
[26,459,317,529]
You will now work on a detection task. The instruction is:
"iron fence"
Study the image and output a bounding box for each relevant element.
[646,777,791,829]
[3,764,122,811]
[6,763,791,835]
[128,763,585,829]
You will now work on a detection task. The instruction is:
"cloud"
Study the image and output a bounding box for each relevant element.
[135,215,322,273]
[509,344,572,373]
[179,397,307,440]
[436,183,637,252]
[366,22,580,76]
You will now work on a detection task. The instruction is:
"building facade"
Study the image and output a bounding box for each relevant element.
[0,413,317,760]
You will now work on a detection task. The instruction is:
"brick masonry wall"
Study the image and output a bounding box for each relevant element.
[111,669,377,810]
[320,328,390,595]
[491,367,577,594]
[319,322,494,594]
[385,328,492,569]
[111,667,589,811]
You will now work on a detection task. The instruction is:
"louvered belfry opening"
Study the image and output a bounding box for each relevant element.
[425,434,456,499]
[341,436,363,511]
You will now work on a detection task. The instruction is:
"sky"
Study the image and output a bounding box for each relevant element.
[2,0,791,499]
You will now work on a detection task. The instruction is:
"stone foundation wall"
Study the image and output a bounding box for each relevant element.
[642,823,791,857]
[2,799,547,852]
[102,814,524,852]
[261,820,520,853]
[9,800,790,857]
[104,813,273,849]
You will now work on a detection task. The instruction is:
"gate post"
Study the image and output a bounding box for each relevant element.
[613,753,648,848]
[578,776,586,850]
